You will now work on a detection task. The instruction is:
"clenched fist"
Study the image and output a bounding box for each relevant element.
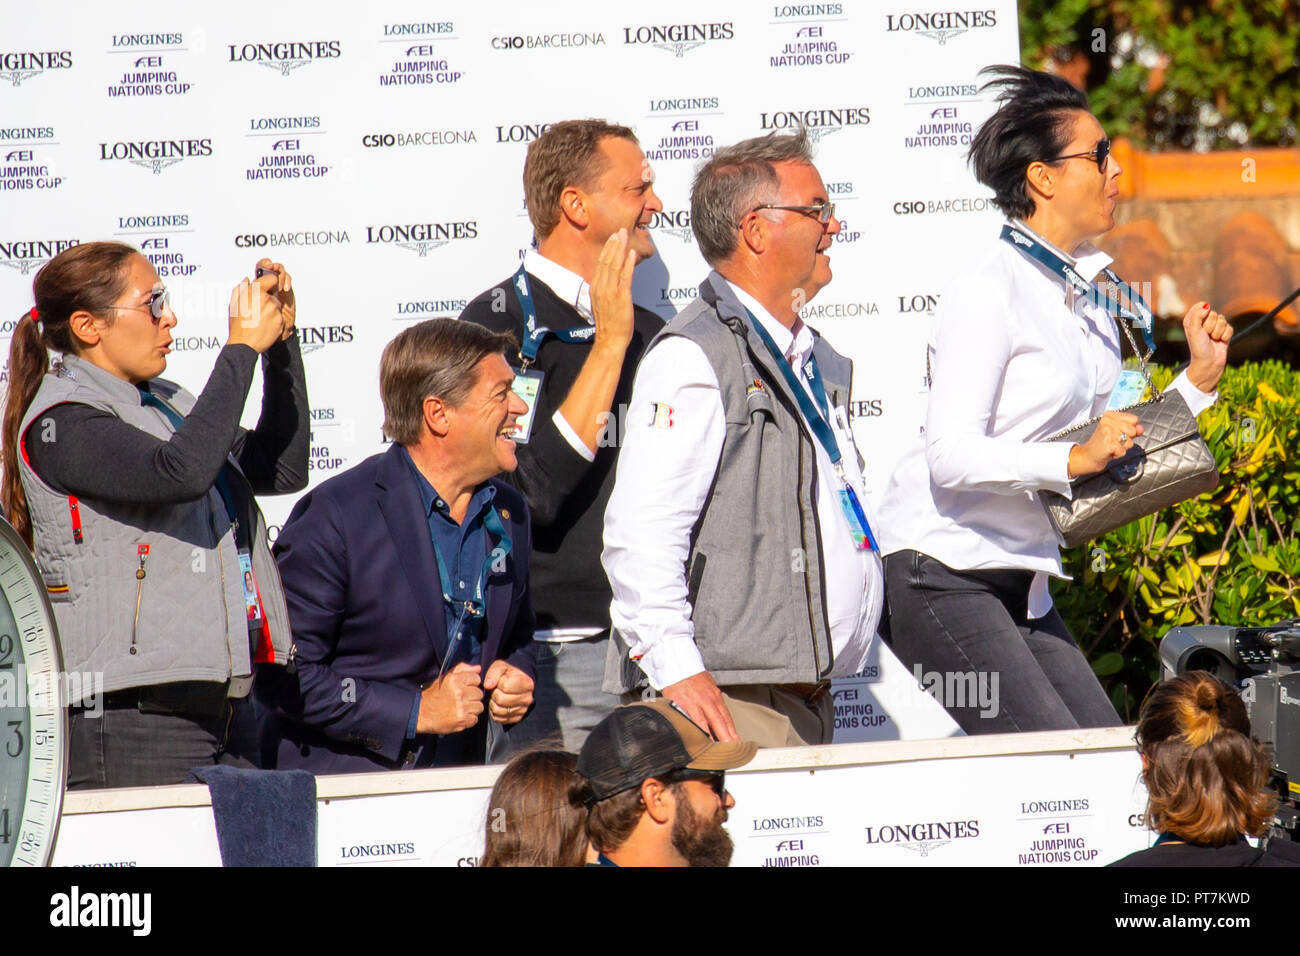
[416,662,484,735]
[1184,301,1232,393]
[483,659,534,725]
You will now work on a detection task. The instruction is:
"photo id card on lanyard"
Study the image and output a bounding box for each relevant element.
[237,551,264,627]
[828,401,876,552]
[219,472,267,631]
[837,486,876,553]
[509,265,596,443]
[1106,369,1149,410]
[509,368,544,444]
[747,310,879,552]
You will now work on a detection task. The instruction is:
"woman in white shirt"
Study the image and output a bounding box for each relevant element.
[877,66,1232,735]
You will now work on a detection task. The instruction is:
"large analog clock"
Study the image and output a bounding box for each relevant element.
[0,516,67,866]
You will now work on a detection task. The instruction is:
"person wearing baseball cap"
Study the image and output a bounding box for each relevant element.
[576,698,756,867]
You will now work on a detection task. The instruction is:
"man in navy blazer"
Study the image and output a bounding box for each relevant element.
[258,319,537,773]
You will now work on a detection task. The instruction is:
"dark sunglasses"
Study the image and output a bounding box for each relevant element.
[109,286,170,323]
[1047,138,1111,173]
[667,768,727,798]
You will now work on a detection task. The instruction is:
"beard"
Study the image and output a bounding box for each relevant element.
[671,793,734,868]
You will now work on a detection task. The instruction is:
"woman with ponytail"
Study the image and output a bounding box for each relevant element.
[2,242,309,789]
[1111,671,1299,866]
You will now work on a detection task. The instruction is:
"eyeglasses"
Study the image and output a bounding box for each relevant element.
[109,286,170,323]
[746,200,836,225]
[1047,138,1111,173]
[667,768,727,799]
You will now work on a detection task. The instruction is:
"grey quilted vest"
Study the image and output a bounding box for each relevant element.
[18,355,292,704]
[605,272,857,692]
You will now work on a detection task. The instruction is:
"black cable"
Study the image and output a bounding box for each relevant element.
[1229,284,1300,344]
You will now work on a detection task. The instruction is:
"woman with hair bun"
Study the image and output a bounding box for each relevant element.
[1,241,309,789]
[1111,672,1299,866]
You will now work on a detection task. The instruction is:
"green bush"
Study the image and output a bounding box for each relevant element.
[1053,361,1300,720]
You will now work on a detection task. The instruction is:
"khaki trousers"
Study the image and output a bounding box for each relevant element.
[721,685,834,748]
[627,684,834,748]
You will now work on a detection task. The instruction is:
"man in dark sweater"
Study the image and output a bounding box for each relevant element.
[460,119,664,751]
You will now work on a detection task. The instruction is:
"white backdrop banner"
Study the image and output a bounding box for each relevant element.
[2,0,1016,516]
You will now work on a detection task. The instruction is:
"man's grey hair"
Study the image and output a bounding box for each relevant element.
[380,318,514,445]
[690,127,814,266]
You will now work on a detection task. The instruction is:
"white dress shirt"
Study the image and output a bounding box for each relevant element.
[519,249,603,644]
[602,280,883,689]
[876,223,1216,617]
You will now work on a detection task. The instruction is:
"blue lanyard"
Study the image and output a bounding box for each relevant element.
[431,506,511,621]
[746,309,844,468]
[746,309,878,552]
[802,354,832,423]
[745,309,878,551]
[512,264,597,368]
[1000,223,1156,354]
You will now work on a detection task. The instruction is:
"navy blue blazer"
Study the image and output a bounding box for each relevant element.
[258,444,536,774]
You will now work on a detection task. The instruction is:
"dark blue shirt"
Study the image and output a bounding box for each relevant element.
[400,447,498,741]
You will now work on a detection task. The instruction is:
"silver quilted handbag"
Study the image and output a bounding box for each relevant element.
[1038,320,1220,548]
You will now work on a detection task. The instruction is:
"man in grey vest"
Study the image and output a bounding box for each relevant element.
[601,129,884,746]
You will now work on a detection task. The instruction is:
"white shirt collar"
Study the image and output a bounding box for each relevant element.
[1009,219,1113,282]
[1073,243,1114,283]
[522,249,593,323]
[723,279,814,364]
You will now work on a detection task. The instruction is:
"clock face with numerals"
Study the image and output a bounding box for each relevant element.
[0,517,67,866]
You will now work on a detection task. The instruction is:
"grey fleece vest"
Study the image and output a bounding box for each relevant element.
[605,272,858,692]
[18,355,292,703]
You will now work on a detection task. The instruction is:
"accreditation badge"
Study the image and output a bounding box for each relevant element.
[837,483,879,552]
[1105,369,1148,410]
[237,550,264,626]
[509,367,544,444]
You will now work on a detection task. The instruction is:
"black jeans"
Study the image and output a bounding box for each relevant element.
[882,550,1121,735]
[68,683,256,790]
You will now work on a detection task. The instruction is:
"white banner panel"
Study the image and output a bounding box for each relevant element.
[53,805,222,868]
[727,745,1148,867]
[52,729,1155,867]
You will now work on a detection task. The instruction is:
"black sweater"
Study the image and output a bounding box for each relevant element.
[460,272,663,631]
[1110,838,1300,867]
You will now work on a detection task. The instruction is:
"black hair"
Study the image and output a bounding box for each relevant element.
[967,64,1091,220]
